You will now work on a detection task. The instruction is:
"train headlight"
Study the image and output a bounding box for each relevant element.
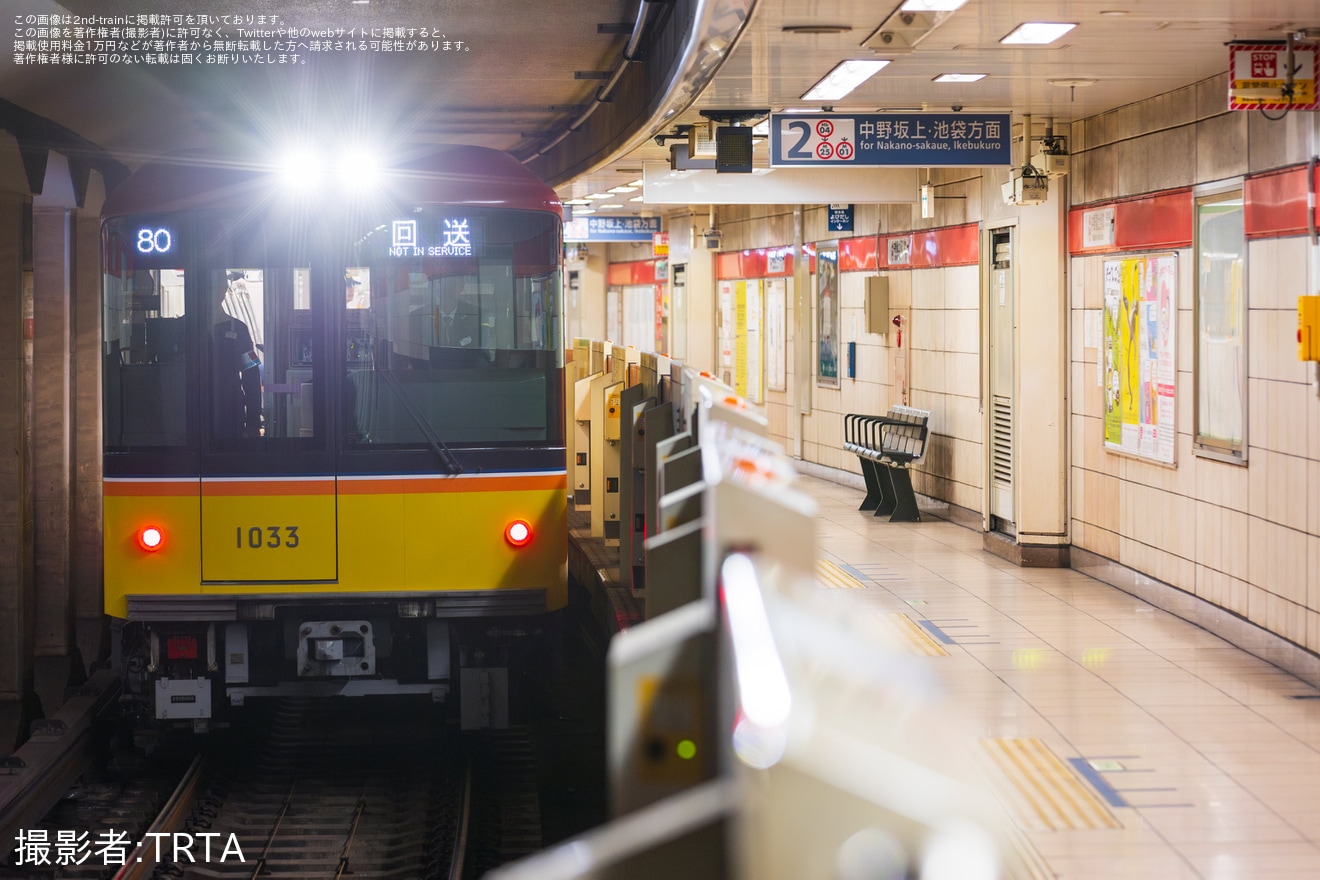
[336,150,382,189]
[277,150,325,190]
[138,525,165,552]
[505,520,533,547]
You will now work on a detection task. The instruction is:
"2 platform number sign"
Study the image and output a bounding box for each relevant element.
[780,117,857,163]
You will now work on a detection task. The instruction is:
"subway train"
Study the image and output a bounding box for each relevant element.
[101,145,568,728]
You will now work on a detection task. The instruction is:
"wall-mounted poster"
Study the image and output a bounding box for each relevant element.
[766,277,787,391]
[817,248,839,388]
[1103,253,1177,463]
[887,236,912,265]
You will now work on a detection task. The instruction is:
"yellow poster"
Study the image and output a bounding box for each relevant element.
[1103,253,1177,463]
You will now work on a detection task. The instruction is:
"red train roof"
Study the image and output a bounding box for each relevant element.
[101,144,562,218]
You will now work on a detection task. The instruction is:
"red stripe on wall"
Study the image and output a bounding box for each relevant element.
[714,249,796,280]
[1072,165,1320,254]
[838,237,879,272]
[1116,189,1193,250]
[837,223,978,271]
[1245,166,1310,239]
[1069,189,1193,254]
[607,259,664,286]
[910,223,979,268]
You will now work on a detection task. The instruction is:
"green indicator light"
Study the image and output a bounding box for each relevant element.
[676,739,697,760]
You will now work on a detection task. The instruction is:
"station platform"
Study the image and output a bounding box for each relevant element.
[569,472,1320,880]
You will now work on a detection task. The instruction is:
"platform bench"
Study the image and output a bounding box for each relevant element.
[844,406,931,522]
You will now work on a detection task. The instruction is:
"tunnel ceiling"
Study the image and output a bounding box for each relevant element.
[4,0,1320,202]
[1,0,641,174]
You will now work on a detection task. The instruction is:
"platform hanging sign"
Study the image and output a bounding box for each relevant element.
[1228,43,1319,111]
[827,204,854,232]
[769,113,1011,167]
[564,215,662,242]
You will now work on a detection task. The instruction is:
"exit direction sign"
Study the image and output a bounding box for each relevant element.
[770,113,1011,167]
[1229,43,1319,111]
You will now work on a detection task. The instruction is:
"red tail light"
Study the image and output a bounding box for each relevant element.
[505,520,532,547]
[138,525,164,552]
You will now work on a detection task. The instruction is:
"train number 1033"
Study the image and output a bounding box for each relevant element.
[236,526,301,549]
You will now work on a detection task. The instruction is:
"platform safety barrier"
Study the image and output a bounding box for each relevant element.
[518,346,1040,880]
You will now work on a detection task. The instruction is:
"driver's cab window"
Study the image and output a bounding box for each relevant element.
[207,266,314,443]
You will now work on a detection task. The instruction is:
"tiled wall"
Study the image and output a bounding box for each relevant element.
[1069,74,1320,654]
[714,201,986,514]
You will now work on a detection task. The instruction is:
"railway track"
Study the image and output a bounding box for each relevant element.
[143,698,468,879]
[4,696,551,880]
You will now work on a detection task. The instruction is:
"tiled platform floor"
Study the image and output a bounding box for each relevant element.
[803,474,1320,880]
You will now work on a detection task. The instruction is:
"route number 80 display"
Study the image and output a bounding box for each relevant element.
[136,227,173,254]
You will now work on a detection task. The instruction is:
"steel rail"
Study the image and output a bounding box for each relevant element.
[333,794,367,880]
[248,780,296,880]
[448,766,473,880]
[111,754,207,880]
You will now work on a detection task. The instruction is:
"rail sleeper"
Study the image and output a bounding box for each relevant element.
[843,406,931,522]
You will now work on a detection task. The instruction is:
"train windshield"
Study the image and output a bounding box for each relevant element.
[346,208,563,447]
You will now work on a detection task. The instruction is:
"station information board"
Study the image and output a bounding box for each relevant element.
[769,113,1011,167]
[564,216,662,242]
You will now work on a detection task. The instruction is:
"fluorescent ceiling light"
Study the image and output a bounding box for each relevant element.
[586,192,613,200]
[573,208,596,215]
[563,198,593,205]
[595,203,622,209]
[1001,22,1076,44]
[629,196,645,202]
[801,59,890,101]
[933,73,986,83]
[608,185,638,193]
[901,0,967,10]
[628,178,644,187]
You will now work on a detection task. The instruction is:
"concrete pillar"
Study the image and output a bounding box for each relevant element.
[72,174,105,674]
[31,152,79,713]
[0,135,33,749]
[1013,195,1069,553]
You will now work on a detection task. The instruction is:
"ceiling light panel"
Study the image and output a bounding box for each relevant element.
[1001,22,1076,44]
[934,73,986,83]
[802,59,890,101]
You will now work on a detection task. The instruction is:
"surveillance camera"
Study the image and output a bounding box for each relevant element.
[900,12,914,25]
[951,105,963,112]
[880,32,893,43]
[654,135,665,146]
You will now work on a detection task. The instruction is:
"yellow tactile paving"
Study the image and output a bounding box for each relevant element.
[882,613,950,657]
[982,738,1121,832]
[816,559,865,589]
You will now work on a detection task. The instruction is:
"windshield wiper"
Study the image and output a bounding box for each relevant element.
[380,371,463,475]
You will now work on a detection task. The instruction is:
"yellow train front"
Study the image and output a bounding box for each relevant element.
[101,146,567,728]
